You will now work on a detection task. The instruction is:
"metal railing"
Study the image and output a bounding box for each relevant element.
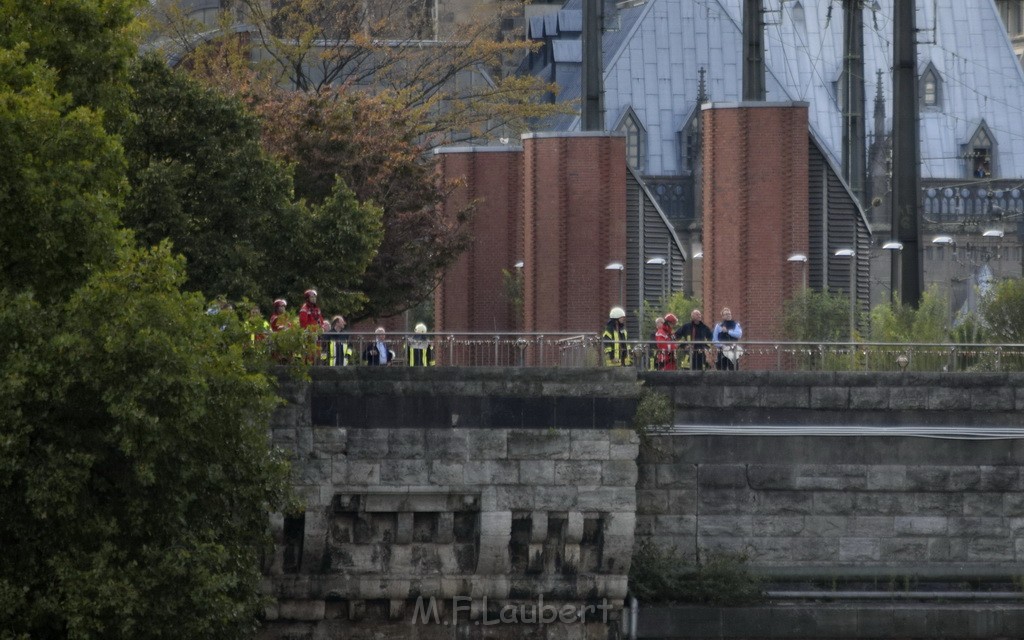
[314,332,1024,372]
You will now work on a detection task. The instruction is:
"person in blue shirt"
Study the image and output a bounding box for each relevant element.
[712,307,743,370]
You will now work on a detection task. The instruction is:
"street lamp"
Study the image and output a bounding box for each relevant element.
[982,229,1005,238]
[787,253,808,292]
[882,241,903,304]
[834,248,856,339]
[646,257,667,304]
[605,262,624,308]
[693,251,703,259]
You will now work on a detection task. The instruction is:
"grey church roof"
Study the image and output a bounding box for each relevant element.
[523,0,1024,181]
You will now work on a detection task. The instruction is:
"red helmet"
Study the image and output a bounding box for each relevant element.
[664,313,678,325]
[273,298,287,308]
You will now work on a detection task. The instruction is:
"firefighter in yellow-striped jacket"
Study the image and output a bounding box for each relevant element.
[323,315,353,366]
[406,323,436,366]
[602,307,632,366]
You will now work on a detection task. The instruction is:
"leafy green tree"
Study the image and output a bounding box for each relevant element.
[0,0,141,126]
[781,289,850,341]
[640,291,702,338]
[870,285,951,343]
[0,243,291,640]
[0,46,126,300]
[122,56,382,310]
[981,278,1024,343]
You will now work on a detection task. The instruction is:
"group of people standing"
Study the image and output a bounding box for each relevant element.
[603,306,744,371]
[264,289,435,366]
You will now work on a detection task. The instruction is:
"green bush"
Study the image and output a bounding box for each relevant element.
[629,540,763,605]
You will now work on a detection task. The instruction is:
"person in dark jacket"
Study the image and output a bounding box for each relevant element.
[363,327,395,366]
[675,309,713,370]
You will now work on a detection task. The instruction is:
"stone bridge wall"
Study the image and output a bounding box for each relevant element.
[262,368,1024,640]
[636,371,1024,579]
[262,367,641,640]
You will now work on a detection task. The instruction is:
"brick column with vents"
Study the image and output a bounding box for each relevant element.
[434,147,523,332]
[521,132,627,335]
[702,102,809,355]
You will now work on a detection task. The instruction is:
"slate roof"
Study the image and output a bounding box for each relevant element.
[522,0,1024,181]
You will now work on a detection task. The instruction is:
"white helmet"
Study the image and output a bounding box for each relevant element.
[609,307,626,319]
[414,323,427,333]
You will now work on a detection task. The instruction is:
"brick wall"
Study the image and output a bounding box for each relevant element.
[435,134,627,336]
[521,133,627,334]
[435,147,523,332]
[702,103,809,353]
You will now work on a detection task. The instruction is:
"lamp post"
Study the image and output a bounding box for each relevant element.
[787,253,808,292]
[835,248,856,340]
[605,262,624,308]
[882,241,903,304]
[646,257,667,304]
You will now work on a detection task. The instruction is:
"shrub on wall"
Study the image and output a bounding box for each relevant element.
[629,540,763,606]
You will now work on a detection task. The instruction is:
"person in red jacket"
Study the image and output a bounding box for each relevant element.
[298,289,324,331]
[269,299,289,332]
[655,313,678,371]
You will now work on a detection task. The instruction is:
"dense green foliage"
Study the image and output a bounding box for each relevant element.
[122,56,383,310]
[869,285,952,343]
[640,292,703,338]
[781,289,851,341]
[0,5,294,638]
[0,245,291,640]
[629,540,763,606]
[0,47,126,300]
[981,278,1024,343]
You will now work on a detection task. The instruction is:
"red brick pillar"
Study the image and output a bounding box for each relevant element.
[434,147,523,333]
[521,133,627,337]
[702,103,809,365]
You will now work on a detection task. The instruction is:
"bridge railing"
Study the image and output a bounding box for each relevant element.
[315,332,1024,371]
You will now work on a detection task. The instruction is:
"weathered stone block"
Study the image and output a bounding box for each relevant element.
[964,492,1005,517]
[967,538,1015,562]
[848,387,888,409]
[894,516,948,536]
[331,459,347,485]
[535,485,579,510]
[699,488,754,515]
[803,515,848,537]
[346,429,388,459]
[609,442,640,459]
[602,460,638,486]
[467,429,508,459]
[839,537,880,562]
[927,387,972,410]
[577,486,633,511]
[570,436,611,460]
[812,491,854,515]
[295,459,332,486]
[313,427,347,455]
[889,387,928,410]
[424,430,470,462]
[810,386,849,409]
[866,465,907,490]
[346,462,380,485]
[518,460,555,484]
[756,490,813,515]
[656,463,697,488]
[428,461,463,485]
[554,461,603,485]
[972,387,1014,411]
[754,515,808,536]
[698,464,748,489]
[634,489,667,514]
[463,460,519,485]
[748,465,796,490]
[697,515,751,537]
[721,386,763,408]
[667,489,697,514]
[763,387,810,408]
[507,430,570,459]
[879,538,928,561]
[380,460,428,485]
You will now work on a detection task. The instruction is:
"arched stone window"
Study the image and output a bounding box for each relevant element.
[615,107,646,171]
[963,121,996,179]
[920,62,942,110]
